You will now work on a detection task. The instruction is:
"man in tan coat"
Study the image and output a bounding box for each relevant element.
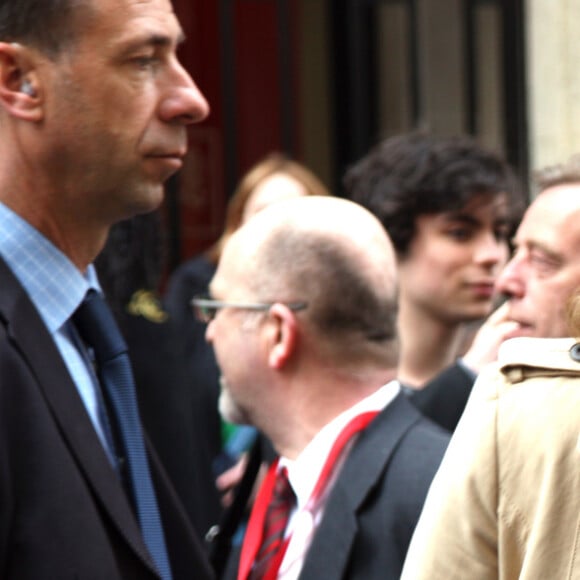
[401,335,580,579]
[401,158,580,579]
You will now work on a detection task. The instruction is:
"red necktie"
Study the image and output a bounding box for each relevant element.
[249,467,296,580]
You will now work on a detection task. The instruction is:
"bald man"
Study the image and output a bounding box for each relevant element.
[192,196,450,580]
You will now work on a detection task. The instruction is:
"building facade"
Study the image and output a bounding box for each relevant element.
[167,0,573,267]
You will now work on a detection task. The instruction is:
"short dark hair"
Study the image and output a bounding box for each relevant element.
[343,132,525,256]
[0,0,90,56]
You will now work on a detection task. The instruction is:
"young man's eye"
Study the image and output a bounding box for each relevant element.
[447,228,471,241]
[494,225,511,242]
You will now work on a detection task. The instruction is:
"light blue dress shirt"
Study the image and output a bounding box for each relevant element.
[0,202,115,463]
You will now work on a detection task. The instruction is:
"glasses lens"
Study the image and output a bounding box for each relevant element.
[202,304,215,323]
[195,304,205,322]
[192,299,212,323]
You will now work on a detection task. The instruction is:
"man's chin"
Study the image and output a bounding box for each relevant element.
[218,378,251,425]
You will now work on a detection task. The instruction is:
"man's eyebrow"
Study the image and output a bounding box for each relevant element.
[515,239,564,263]
[153,30,186,46]
[441,213,480,226]
[529,240,562,259]
[443,211,510,227]
[148,34,172,47]
[121,30,186,53]
[145,32,183,48]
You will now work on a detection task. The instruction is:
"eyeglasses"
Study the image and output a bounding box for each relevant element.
[191,296,308,323]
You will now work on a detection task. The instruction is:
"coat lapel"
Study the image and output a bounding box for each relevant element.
[0,260,158,575]
[299,392,421,578]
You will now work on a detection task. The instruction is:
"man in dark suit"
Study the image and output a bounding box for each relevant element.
[0,0,213,578]
[195,195,450,579]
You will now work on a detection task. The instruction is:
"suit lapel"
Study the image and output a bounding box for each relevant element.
[0,259,158,575]
[299,392,421,578]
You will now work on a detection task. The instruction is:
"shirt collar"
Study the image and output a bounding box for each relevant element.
[0,202,101,333]
[280,380,400,510]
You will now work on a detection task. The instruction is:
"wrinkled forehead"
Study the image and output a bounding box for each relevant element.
[525,186,580,228]
[518,186,580,249]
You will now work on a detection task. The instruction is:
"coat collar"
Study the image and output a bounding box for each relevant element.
[299,392,423,577]
[0,257,159,576]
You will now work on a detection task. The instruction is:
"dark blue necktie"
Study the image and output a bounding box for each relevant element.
[72,290,172,580]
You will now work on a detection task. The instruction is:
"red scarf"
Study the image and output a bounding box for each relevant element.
[238,410,379,580]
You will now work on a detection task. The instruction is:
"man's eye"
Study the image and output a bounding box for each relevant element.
[494,225,510,242]
[133,56,157,70]
[446,228,471,241]
[529,251,558,271]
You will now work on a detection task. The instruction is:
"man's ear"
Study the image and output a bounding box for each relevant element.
[0,42,43,121]
[266,303,299,369]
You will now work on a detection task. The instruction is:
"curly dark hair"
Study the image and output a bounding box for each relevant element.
[343,132,525,257]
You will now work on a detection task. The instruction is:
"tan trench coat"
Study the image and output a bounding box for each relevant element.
[401,337,580,580]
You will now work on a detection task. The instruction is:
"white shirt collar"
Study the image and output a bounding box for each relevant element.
[280,380,400,512]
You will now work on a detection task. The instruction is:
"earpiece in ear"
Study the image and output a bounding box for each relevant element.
[20,80,36,97]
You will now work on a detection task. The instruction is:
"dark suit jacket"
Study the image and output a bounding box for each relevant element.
[299,393,450,579]
[409,362,476,432]
[164,256,228,535]
[224,392,450,580]
[0,257,214,580]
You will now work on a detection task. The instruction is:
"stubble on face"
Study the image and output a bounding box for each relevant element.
[499,186,580,338]
[41,0,195,220]
[218,375,253,426]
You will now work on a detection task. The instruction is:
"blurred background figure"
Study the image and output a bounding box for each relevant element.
[166,152,330,323]
[95,211,222,545]
[401,288,580,580]
[164,153,330,514]
[344,132,525,431]
[401,156,580,577]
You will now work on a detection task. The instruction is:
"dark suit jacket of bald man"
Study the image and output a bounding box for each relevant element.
[0,257,214,580]
[224,391,450,580]
[409,362,476,432]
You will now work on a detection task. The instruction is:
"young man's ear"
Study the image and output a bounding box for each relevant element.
[0,42,43,121]
[266,303,299,369]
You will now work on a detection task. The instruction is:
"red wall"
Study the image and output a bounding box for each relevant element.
[170,0,300,261]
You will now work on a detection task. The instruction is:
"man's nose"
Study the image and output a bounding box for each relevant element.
[159,62,210,125]
[475,232,508,267]
[495,254,525,298]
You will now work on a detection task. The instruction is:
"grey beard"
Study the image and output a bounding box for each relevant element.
[218,375,252,425]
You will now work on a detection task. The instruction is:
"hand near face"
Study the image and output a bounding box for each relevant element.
[461,302,522,374]
[216,453,248,508]
[215,454,269,509]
